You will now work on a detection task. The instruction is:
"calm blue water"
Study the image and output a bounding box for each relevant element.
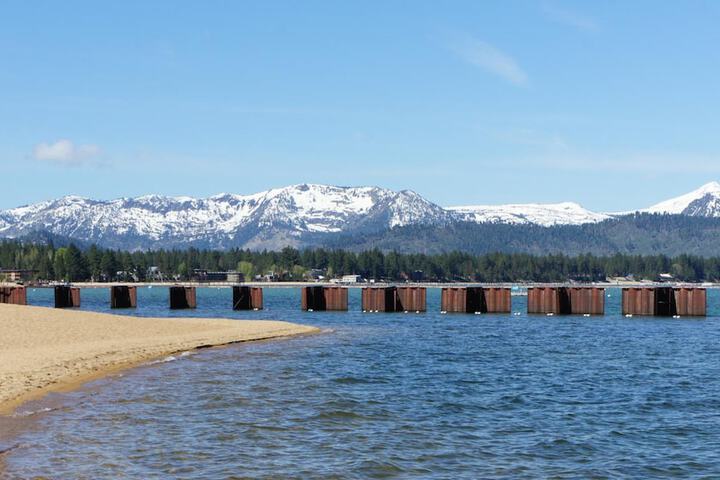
[3,287,720,478]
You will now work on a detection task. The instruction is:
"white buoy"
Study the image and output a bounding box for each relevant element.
[625,314,633,318]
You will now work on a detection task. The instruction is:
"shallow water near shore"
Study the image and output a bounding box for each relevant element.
[3,287,720,478]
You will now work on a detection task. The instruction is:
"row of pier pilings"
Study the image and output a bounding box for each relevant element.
[0,285,709,316]
[0,285,263,310]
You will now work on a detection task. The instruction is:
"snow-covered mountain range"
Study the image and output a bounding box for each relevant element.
[0,185,451,250]
[1,182,719,250]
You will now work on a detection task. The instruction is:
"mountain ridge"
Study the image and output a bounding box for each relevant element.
[1,182,719,251]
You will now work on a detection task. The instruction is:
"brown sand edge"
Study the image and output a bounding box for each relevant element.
[0,326,321,417]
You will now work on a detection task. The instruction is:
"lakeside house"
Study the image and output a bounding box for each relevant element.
[147,266,165,282]
[192,269,244,283]
[307,269,326,281]
[340,274,363,283]
[0,268,38,283]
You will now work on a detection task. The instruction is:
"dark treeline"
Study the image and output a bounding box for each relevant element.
[0,240,718,283]
[332,213,720,257]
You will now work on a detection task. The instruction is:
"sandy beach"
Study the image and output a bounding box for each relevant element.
[0,304,319,415]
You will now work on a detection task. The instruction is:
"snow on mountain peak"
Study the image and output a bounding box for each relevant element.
[643,181,720,215]
[447,201,609,227]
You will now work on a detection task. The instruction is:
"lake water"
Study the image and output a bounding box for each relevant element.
[3,287,720,478]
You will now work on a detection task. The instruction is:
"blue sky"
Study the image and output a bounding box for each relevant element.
[2,1,720,211]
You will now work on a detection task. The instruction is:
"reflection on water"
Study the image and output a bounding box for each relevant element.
[4,288,720,478]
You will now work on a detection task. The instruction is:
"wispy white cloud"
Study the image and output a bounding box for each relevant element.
[449,35,528,87]
[542,2,599,32]
[33,139,102,166]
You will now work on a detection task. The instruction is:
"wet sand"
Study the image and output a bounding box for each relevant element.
[0,304,319,415]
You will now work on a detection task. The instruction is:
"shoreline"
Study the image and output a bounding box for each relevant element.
[0,336,318,473]
[0,304,320,417]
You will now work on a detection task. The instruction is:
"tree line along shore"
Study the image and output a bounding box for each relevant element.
[1,240,719,284]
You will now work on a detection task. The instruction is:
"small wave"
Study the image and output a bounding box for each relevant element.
[532,437,597,455]
[312,410,371,421]
[357,459,406,475]
[0,443,21,456]
[146,351,195,365]
[332,376,372,384]
[12,407,56,418]
[499,394,527,405]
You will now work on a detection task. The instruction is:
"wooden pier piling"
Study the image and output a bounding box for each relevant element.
[0,286,26,305]
[362,287,398,312]
[301,286,348,311]
[362,286,426,312]
[673,287,706,316]
[622,287,706,316]
[527,287,604,315]
[110,286,137,308]
[169,286,196,310]
[54,286,81,308]
[441,287,511,313]
[233,286,263,310]
[568,287,605,315]
[396,286,427,312]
